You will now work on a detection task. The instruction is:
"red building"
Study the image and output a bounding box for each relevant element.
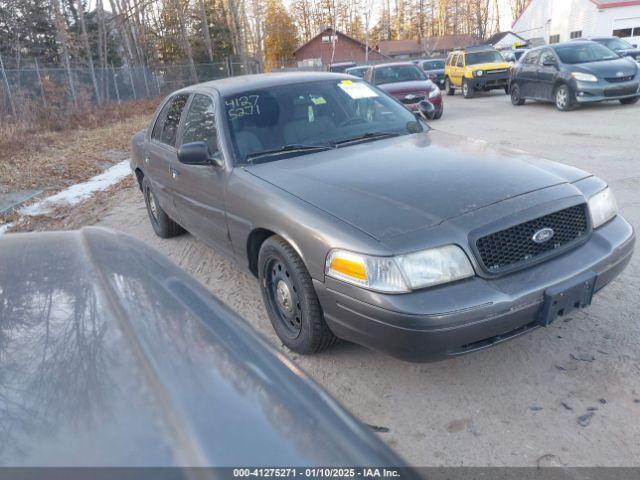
[293,28,389,68]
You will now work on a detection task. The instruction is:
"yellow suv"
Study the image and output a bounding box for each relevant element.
[444,46,511,98]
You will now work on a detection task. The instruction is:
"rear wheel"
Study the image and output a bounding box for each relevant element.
[258,236,337,354]
[444,77,455,96]
[554,84,575,111]
[142,176,184,238]
[462,78,474,98]
[620,96,639,105]
[510,83,526,106]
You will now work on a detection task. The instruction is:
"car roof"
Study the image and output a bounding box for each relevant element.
[370,61,421,69]
[177,71,356,97]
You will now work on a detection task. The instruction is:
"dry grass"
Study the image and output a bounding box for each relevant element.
[0,98,158,193]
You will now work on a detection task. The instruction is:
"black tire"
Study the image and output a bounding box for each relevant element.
[554,84,576,111]
[510,83,526,106]
[444,77,455,96]
[433,108,443,120]
[258,236,338,354]
[620,96,639,105]
[142,176,184,238]
[462,78,474,98]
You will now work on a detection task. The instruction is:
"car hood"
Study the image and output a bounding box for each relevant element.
[378,80,433,94]
[572,57,638,77]
[468,62,511,71]
[245,131,590,240]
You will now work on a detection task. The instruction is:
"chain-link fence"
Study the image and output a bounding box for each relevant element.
[0,58,261,119]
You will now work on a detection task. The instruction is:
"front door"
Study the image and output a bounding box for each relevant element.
[171,93,233,256]
[537,49,559,101]
[518,50,541,98]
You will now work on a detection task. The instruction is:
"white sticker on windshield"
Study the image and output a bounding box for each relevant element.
[338,80,378,99]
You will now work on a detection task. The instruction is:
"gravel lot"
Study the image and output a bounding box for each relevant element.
[97,91,640,467]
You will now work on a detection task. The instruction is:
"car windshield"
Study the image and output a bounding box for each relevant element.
[600,38,634,51]
[465,51,504,65]
[373,65,426,85]
[345,67,367,78]
[223,79,423,164]
[422,60,445,70]
[554,43,619,63]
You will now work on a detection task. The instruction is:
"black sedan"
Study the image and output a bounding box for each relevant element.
[580,36,640,61]
[509,40,640,110]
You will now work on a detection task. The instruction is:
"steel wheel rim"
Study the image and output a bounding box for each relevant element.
[146,187,158,221]
[266,257,302,338]
[556,88,567,109]
[462,82,468,96]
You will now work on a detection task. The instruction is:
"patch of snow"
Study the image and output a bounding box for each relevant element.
[20,160,132,216]
[0,222,14,236]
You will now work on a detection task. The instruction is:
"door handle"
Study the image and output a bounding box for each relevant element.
[144,153,150,164]
[170,167,180,179]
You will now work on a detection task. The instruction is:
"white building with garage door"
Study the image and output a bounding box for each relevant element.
[512,0,640,46]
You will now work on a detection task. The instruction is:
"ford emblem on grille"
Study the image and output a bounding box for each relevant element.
[532,227,555,244]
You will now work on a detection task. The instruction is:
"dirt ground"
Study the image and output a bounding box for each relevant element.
[10,92,640,467]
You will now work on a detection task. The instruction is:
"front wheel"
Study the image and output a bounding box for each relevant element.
[258,236,338,354]
[462,79,474,98]
[510,83,526,106]
[620,96,639,105]
[444,77,455,96]
[554,84,575,111]
[142,176,184,238]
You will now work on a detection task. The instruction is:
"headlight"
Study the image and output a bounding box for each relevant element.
[571,72,598,82]
[474,70,484,77]
[428,86,440,99]
[326,245,474,293]
[588,187,617,228]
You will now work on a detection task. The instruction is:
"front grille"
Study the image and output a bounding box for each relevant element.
[399,92,425,104]
[486,69,508,75]
[605,75,634,83]
[475,204,589,273]
[604,83,639,97]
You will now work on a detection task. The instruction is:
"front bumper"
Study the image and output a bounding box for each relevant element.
[575,79,640,103]
[315,215,635,362]
[470,72,510,90]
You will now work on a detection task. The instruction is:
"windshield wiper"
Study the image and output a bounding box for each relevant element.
[334,132,401,148]
[245,144,334,163]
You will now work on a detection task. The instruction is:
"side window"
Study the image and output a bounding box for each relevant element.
[523,50,541,65]
[446,54,453,66]
[158,94,188,147]
[539,50,556,65]
[151,100,172,141]
[456,54,464,67]
[181,94,218,154]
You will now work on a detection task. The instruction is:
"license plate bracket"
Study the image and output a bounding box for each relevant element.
[539,271,597,326]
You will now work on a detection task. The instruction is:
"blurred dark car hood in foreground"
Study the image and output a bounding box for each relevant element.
[0,228,410,468]
[245,129,590,240]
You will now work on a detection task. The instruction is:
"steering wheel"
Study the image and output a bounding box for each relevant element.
[338,117,368,128]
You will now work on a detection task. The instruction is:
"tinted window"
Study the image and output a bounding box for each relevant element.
[465,51,503,65]
[151,100,172,141]
[373,65,426,85]
[181,94,218,154]
[554,43,619,64]
[422,60,445,70]
[155,94,188,147]
[223,79,421,164]
[522,50,541,64]
[539,50,556,65]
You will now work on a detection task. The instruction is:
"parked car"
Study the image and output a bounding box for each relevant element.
[131,72,635,362]
[363,62,443,119]
[329,62,356,73]
[576,36,640,61]
[345,65,369,78]
[444,45,511,98]
[502,48,528,64]
[415,58,446,88]
[509,41,640,110]
[0,227,415,467]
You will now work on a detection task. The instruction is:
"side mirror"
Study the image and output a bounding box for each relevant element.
[177,141,223,167]
[416,100,436,121]
[542,59,557,67]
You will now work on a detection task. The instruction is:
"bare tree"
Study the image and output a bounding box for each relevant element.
[75,0,102,104]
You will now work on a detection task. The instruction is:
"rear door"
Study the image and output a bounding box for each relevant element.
[537,49,560,100]
[146,94,189,220]
[171,93,233,255]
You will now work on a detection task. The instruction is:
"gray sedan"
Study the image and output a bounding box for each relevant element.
[131,72,635,362]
